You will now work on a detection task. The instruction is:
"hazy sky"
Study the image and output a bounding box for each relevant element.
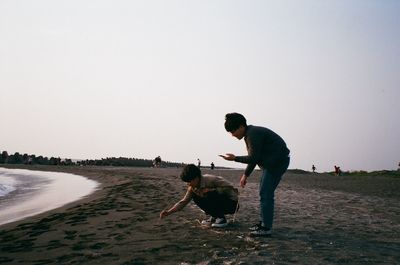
[1,0,399,172]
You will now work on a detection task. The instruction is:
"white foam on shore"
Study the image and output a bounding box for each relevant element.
[0,168,99,226]
[0,172,18,197]
[0,184,16,197]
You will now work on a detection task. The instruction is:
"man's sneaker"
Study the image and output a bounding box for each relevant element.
[201,216,216,226]
[249,226,272,237]
[249,221,262,231]
[211,217,228,228]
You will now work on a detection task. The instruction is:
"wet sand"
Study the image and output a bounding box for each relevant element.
[0,165,399,264]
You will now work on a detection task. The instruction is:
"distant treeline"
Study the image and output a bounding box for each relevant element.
[78,157,183,167]
[0,150,71,165]
[0,150,183,168]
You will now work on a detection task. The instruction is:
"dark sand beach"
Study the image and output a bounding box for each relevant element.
[0,165,399,264]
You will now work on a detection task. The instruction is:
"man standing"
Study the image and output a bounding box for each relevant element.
[220,113,290,236]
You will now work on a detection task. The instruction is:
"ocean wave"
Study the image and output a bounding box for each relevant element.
[0,167,99,226]
[0,184,16,197]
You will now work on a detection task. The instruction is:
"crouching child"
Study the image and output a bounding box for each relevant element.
[160,164,239,228]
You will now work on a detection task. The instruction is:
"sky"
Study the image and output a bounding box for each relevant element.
[1,0,399,172]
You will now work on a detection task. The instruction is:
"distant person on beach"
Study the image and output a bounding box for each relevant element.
[160,164,239,228]
[334,165,341,176]
[153,156,162,168]
[197,158,201,168]
[312,164,316,173]
[211,162,215,170]
[220,113,290,237]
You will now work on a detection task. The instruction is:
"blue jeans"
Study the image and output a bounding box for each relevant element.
[259,156,290,228]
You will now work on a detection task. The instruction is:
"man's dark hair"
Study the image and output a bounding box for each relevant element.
[180,164,201,182]
[224,112,247,132]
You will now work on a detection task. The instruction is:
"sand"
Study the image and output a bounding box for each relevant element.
[0,165,399,264]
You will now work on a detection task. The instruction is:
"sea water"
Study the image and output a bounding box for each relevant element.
[0,182,16,197]
[0,167,99,226]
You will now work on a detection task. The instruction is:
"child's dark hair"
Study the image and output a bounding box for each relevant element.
[180,164,201,182]
[224,113,247,132]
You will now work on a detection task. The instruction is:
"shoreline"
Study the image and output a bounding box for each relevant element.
[0,167,99,227]
[0,165,399,264]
